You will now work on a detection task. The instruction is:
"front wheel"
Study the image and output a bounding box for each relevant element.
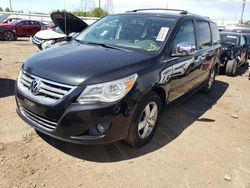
[125,92,162,147]
[3,31,16,41]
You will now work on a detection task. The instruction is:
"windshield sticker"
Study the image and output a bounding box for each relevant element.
[147,44,157,51]
[156,27,169,42]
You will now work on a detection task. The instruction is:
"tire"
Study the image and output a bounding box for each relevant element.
[242,55,249,67]
[225,59,237,76]
[3,31,16,41]
[125,92,162,147]
[200,66,216,93]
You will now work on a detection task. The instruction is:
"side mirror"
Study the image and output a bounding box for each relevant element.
[172,42,196,56]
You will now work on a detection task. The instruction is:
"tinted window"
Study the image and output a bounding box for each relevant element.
[210,23,220,45]
[30,21,37,25]
[172,20,196,52]
[19,21,29,26]
[240,36,246,46]
[220,34,239,46]
[197,21,212,49]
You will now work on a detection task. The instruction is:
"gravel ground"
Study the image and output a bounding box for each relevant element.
[0,38,250,188]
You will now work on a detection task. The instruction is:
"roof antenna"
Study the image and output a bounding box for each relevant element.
[64,11,67,36]
[63,0,70,41]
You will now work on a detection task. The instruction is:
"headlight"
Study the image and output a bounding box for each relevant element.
[41,40,55,50]
[77,74,138,104]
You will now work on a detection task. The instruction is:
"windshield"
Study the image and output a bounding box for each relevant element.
[75,15,176,53]
[54,26,64,34]
[9,20,20,25]
[220,34,239,46]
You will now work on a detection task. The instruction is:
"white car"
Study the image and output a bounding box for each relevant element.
[32,12,90,50]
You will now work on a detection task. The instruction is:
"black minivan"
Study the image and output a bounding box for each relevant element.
[15,9,221,147]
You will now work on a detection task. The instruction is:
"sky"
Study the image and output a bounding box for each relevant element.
[0,0,249,21]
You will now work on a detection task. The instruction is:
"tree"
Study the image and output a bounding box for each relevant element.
[5,7,11,12]
[73,11,88,17]
[243,20,250,25]
[87,8,108,17]
[0,7,3,12]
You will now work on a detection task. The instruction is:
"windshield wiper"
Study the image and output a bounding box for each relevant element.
[73,38,84,44]
[85,42,132,52]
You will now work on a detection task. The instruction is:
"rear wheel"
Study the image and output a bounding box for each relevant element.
[125,92,162,147]
[3,31,16,41]
[200,66,216,93]
[242,55,249,67]
[225,59,237,76]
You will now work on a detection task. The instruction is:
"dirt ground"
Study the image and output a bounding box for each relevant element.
[0,38,250,188]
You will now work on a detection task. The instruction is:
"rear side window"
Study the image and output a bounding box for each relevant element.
[240,35,246,46]
[196,21,212,49]
[210,22,220,45]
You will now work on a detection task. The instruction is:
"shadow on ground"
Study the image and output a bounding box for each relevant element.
[38,80,229,162]
[236,63,249,76]
[0,78,15,98]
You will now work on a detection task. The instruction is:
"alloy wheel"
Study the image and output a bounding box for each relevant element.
[3,31,14,41]
[208,68,215,89]
[138,102,158,139]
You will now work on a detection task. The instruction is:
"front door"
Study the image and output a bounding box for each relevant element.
[164,19,200,101]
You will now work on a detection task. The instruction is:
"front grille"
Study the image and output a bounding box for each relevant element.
[32,36,44,44]
[17,71,75,105]
[20,107,57,130]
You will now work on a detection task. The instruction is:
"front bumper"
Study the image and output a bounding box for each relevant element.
[15,84,138,145]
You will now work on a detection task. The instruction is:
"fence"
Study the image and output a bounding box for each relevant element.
[0,11,99,24]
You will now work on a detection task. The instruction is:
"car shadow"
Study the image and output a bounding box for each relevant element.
[236,63,249,76]
[38,80,229,163]
[0,78,15,98]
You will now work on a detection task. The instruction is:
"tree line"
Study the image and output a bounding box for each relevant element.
[0,6,108,17]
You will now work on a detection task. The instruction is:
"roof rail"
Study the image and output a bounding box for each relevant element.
[128,8,188,15]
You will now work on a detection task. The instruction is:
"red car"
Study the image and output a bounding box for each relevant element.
[0,20,44,36]
[41,22,56,30]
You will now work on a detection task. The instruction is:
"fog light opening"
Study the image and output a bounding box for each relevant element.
[96,123,111,134]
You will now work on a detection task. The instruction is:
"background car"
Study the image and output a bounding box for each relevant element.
[219,32,248,76]
[0,26,17,41]
[0,19,44,37]
[225,24,250,57]
[41,21,56,30]
[32,12,88,50]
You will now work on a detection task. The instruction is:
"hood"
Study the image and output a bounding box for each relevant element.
[35,29,66,40]
[50,12,88,35]
[23,42,155,86]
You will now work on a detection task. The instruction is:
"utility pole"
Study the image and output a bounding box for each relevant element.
[99,0,101,8]
[240,0,246,24]
[9,0,13,11]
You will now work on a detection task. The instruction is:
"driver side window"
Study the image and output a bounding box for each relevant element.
[172,20,196,54]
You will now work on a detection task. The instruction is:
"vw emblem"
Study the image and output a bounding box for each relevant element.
[30,79,41,95]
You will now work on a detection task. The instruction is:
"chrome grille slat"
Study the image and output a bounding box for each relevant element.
[21,74,32,83]
[39,89,63,99]
[17,71,76,105]
[40,82,68,95]
[21,107,57,129]
[21,79,31,88]
[23,108,57,125]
